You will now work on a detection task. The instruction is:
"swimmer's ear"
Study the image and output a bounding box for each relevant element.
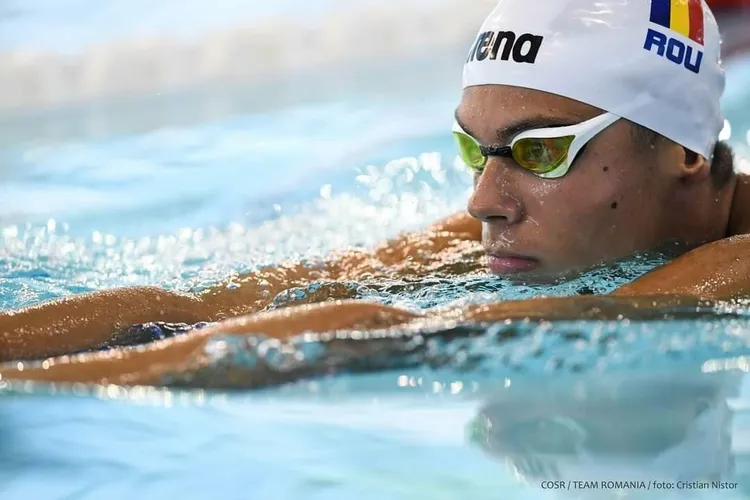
[676,145,711,183]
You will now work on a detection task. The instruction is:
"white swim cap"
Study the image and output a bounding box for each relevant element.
[462,0,725,159]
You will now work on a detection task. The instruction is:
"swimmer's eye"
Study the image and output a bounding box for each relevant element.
[452,123,573,177]
[453,130,573,177]
[452,112,619,179]
[512,136,575,174]
[453,130,487,172]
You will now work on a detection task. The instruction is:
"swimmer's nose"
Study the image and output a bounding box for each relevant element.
[467,162,524,225]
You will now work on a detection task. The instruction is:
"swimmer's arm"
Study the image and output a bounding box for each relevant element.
[0,287,207,363]
[197,211,482,315]
[0,213,479,362]
[0,301,422,386]
[613,234,750,300]
[0,294,697,387]
[0,264,356,362]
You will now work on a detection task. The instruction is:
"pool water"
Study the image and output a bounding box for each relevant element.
[2,1,750,499]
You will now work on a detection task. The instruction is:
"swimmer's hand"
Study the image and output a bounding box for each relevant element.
[613,234,750,300]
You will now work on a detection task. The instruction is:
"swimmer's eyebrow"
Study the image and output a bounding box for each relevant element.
[453,110,582,145]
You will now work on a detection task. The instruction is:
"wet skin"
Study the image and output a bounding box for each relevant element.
[457,85,737,282]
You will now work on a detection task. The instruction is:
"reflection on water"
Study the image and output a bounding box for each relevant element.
[471,373,739,496]
[2,357,750,498]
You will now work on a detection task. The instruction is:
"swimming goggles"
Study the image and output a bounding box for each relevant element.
[452,112,620,179]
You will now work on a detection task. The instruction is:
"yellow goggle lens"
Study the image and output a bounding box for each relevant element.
[512,136,575,174]
[453,132,487,170]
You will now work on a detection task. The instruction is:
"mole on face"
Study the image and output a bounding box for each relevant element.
[602,166,609,172]
[611,202,618,209]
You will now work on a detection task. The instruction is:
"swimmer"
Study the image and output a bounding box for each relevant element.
[2,0,750,385]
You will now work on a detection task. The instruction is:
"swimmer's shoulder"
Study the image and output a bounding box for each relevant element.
[728,174,750,236]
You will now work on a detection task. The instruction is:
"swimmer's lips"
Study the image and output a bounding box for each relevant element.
[487,251,539,275]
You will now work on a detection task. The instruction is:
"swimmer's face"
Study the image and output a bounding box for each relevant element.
[457,85,693,281]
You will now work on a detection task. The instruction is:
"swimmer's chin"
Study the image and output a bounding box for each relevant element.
[485,260,588,285]
[486,260,557,284]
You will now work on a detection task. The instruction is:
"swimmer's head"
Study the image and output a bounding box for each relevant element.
[456,0,736,281]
